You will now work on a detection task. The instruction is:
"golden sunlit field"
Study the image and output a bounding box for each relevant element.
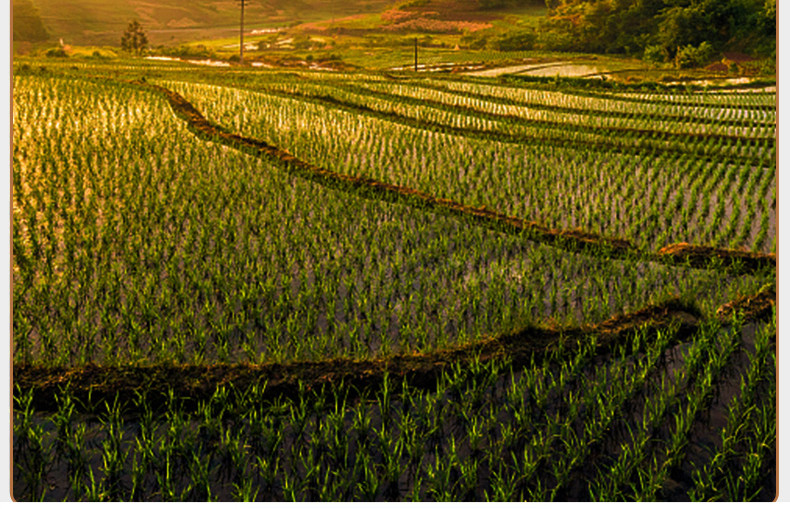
[11,0,777,501]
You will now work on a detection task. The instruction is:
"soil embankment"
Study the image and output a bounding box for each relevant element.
[14,284,774,415]
[135,81,775,275]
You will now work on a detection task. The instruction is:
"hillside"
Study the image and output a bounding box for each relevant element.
[18,0,392,46]
[13,0,774,72]
[12,0,49,42]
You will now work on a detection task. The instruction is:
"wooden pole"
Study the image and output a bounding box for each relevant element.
[414,37,418,72]
[240,0,245,64]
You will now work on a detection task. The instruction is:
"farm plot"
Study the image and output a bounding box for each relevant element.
[161,75,775,252]
[13,73,769,366]
[14,315,776,501]
[166,75,775,164]
[12,63,776,502]
[392,78,776,135]
[329,80,775,140]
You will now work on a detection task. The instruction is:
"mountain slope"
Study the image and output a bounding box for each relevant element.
[13,0,50,42]
[24,0,392,46]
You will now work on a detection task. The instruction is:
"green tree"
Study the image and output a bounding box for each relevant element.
[657,0,750,57]
[541,0,774,57]
[120,20,148,55]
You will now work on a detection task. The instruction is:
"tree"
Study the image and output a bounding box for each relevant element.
[121,20,148,55]
[541,0,773,57]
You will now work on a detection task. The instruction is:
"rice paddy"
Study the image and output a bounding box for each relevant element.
[11,59,776,501]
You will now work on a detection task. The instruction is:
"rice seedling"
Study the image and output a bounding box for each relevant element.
[14,387,53,501]
[687,320,775,501]
[11,60,775,502]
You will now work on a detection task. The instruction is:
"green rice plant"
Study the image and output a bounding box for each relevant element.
[457,454,481,500]
[589,324,711,500]
[280,467,301,501]
[129,391,157,501]
[374,420,405,500]
[82,466,106,502]
[150,391,195,501]
[14,387,53,501]
[290,382,313,440]
[218,423,251,488]
[11,63,777,502]
[425,445,456,502]
[51,387,87,494]
[376,373,393,430]
[528,325,677,499]
[254,454,282,501]
[398,411,426,488]
[354,450,381,501]
[98,395,129,500]
[486,462,522,501]
[688,320,775,501]
[64,422,88,500]
[298,425,329,501]
[232,474,260,502]
[162,77,771,255]
[627,323,740,501]
[720,394,775,501]
[184,446,215,501]
[153,443,181,501]
[405,474,424,502]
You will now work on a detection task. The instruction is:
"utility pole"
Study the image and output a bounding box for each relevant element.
[414,37,418,72]
[239,0,245,64]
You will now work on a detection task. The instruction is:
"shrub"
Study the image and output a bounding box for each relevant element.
[461,30,489,50]
[758,58,775,75]
[399,0,430,7]
[292,34,312,50]
[488,30,536,51]
[162,44,216,59]
[45,47,67,58]
[643,45,666,64]
[675,41,715,69]
[534,29,574,51]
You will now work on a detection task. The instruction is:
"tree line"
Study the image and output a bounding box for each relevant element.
[542,0,775,60]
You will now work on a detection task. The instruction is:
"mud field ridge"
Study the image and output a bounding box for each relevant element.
[133,80,775,275]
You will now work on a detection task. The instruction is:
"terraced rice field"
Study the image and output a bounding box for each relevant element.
[12,60,776,501]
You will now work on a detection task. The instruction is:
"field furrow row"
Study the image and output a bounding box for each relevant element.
[14,283,774,416]
[141,80,775,275]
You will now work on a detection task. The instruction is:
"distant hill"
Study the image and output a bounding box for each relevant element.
[294,0,545,38]
[13,0,49,42]
[20,0,393,46]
